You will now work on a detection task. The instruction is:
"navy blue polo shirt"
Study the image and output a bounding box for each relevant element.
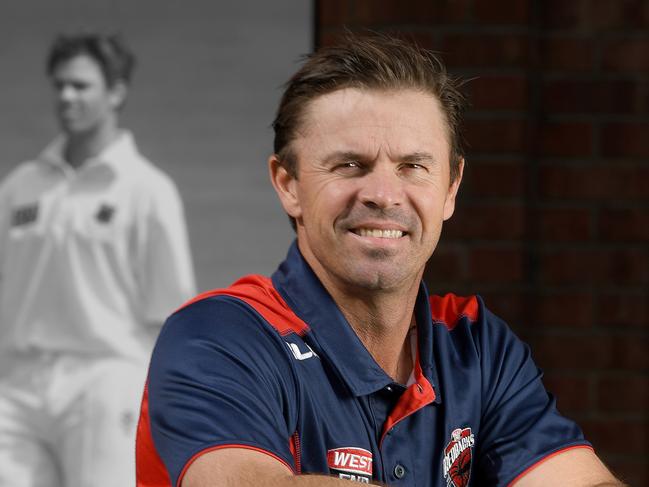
[137,242,591,487]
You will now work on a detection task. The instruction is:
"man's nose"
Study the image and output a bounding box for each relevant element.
[357,163,404,209]
[57,84,76,102]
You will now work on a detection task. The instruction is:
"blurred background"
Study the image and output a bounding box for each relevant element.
[1,0,647,484]
[0,0,312,292]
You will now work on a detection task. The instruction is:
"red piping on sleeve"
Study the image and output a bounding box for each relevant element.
[136,383,173,486]
[176,444,296,487]
[174,275,310,337]
[507,444,594,486]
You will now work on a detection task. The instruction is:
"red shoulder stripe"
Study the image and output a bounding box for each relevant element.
[429,294,479,330]
[176,275,309,337]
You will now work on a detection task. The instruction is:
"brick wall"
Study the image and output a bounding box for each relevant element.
[317,1,648,484]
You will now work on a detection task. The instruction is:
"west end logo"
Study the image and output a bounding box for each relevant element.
[327,447,372,483]
[442,427,475,487]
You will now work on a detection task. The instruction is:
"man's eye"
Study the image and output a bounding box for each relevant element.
[401,163,428,172]
[335,161,362,171]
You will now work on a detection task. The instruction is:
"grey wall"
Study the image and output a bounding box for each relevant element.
[0,1,312,291]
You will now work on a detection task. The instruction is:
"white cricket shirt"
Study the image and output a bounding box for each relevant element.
[0,132,196,359]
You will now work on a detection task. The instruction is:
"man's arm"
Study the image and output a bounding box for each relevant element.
[182,442,625,487]
[182,448,381,487]
[137,173,196,327]
[512,447,625,487]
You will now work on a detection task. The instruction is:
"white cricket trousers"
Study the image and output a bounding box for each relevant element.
[0,351,148,487]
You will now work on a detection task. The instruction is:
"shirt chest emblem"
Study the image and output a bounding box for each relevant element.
[12,203,39,227]
[95,203,116,223]
[443,427,475,487]
[327,447,372,483]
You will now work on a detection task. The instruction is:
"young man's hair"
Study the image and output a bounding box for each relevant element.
[272,32,468,184]
[46,33,135,87]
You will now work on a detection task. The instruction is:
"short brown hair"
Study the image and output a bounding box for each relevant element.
[47,33,135,87]
[272,33,467,183]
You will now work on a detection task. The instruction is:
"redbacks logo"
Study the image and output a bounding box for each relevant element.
[327,447,372,483]
[442,427,475,487]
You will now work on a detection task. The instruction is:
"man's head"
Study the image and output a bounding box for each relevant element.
[273,33,466,186]
[269,34,467,295]
[46,34,135,134]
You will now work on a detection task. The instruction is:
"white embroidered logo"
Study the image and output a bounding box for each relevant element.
[286,342,318,361]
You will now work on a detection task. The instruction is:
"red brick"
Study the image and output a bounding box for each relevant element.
[445,203,526,240]
[543,373,591,413]
[484,292,529,327]
[440,34,530,68]
[588,0,649,29]
[541,79,639,114]
[538,122,594,157]
[596,292,649,328]
[602,123,649,158]
[539,164,649,200]
[580,419,648,455]
[597,375,649,413]
[318,0,351,26]
[538,248,649,285]
[352,0,471,25]
[464,119,528,153]
[540,37,595,72]
[598,208,649,242]
[463,162,526,198]
[541,0,583,29]
[530,334,649,370]
[424,244,465,283]
[542,0,649,30]
[536,207,593,241]
[535,292,594,328]
[605,459,649,487]
[467,247,525,283]
[603,38,649,72]
[474,0,530,24]
[468,75,529,111]
[436,0,473,22]
[318,29,348,48]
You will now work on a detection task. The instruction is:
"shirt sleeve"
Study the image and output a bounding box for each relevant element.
[146,295,299,486]
[473,299,591,486]
[135,174,196,325]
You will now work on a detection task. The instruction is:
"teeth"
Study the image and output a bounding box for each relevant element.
[356,228,403,239]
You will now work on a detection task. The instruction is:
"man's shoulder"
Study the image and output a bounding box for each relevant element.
[0,159,45,190]
[428,293,481,331]
[166,274,310,338]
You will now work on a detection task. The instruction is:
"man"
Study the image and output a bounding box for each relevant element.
[0,34,195,486]
[137,35,623,486]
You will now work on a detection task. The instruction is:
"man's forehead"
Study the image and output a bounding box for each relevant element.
[293,87,450,152]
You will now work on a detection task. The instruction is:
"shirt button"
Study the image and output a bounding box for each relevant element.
[393,464,406,479]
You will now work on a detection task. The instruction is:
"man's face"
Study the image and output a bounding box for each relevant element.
[271,88,463,295]
[50,54,121,134]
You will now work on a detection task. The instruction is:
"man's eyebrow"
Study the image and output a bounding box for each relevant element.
[321,151,367,164]
[400,152,437,164]
[321,150,438,165]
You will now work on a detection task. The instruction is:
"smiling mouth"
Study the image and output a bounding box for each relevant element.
[352,228,405,239]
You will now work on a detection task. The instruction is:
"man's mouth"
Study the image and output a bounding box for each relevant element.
[352,228,405,239]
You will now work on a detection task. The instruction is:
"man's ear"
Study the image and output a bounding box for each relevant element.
[109,80,128,110]
[268,154,302,220]
[443,157,464,221]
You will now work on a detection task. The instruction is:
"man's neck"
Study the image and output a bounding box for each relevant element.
[64,120,119,169]
[326,278,420,384]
